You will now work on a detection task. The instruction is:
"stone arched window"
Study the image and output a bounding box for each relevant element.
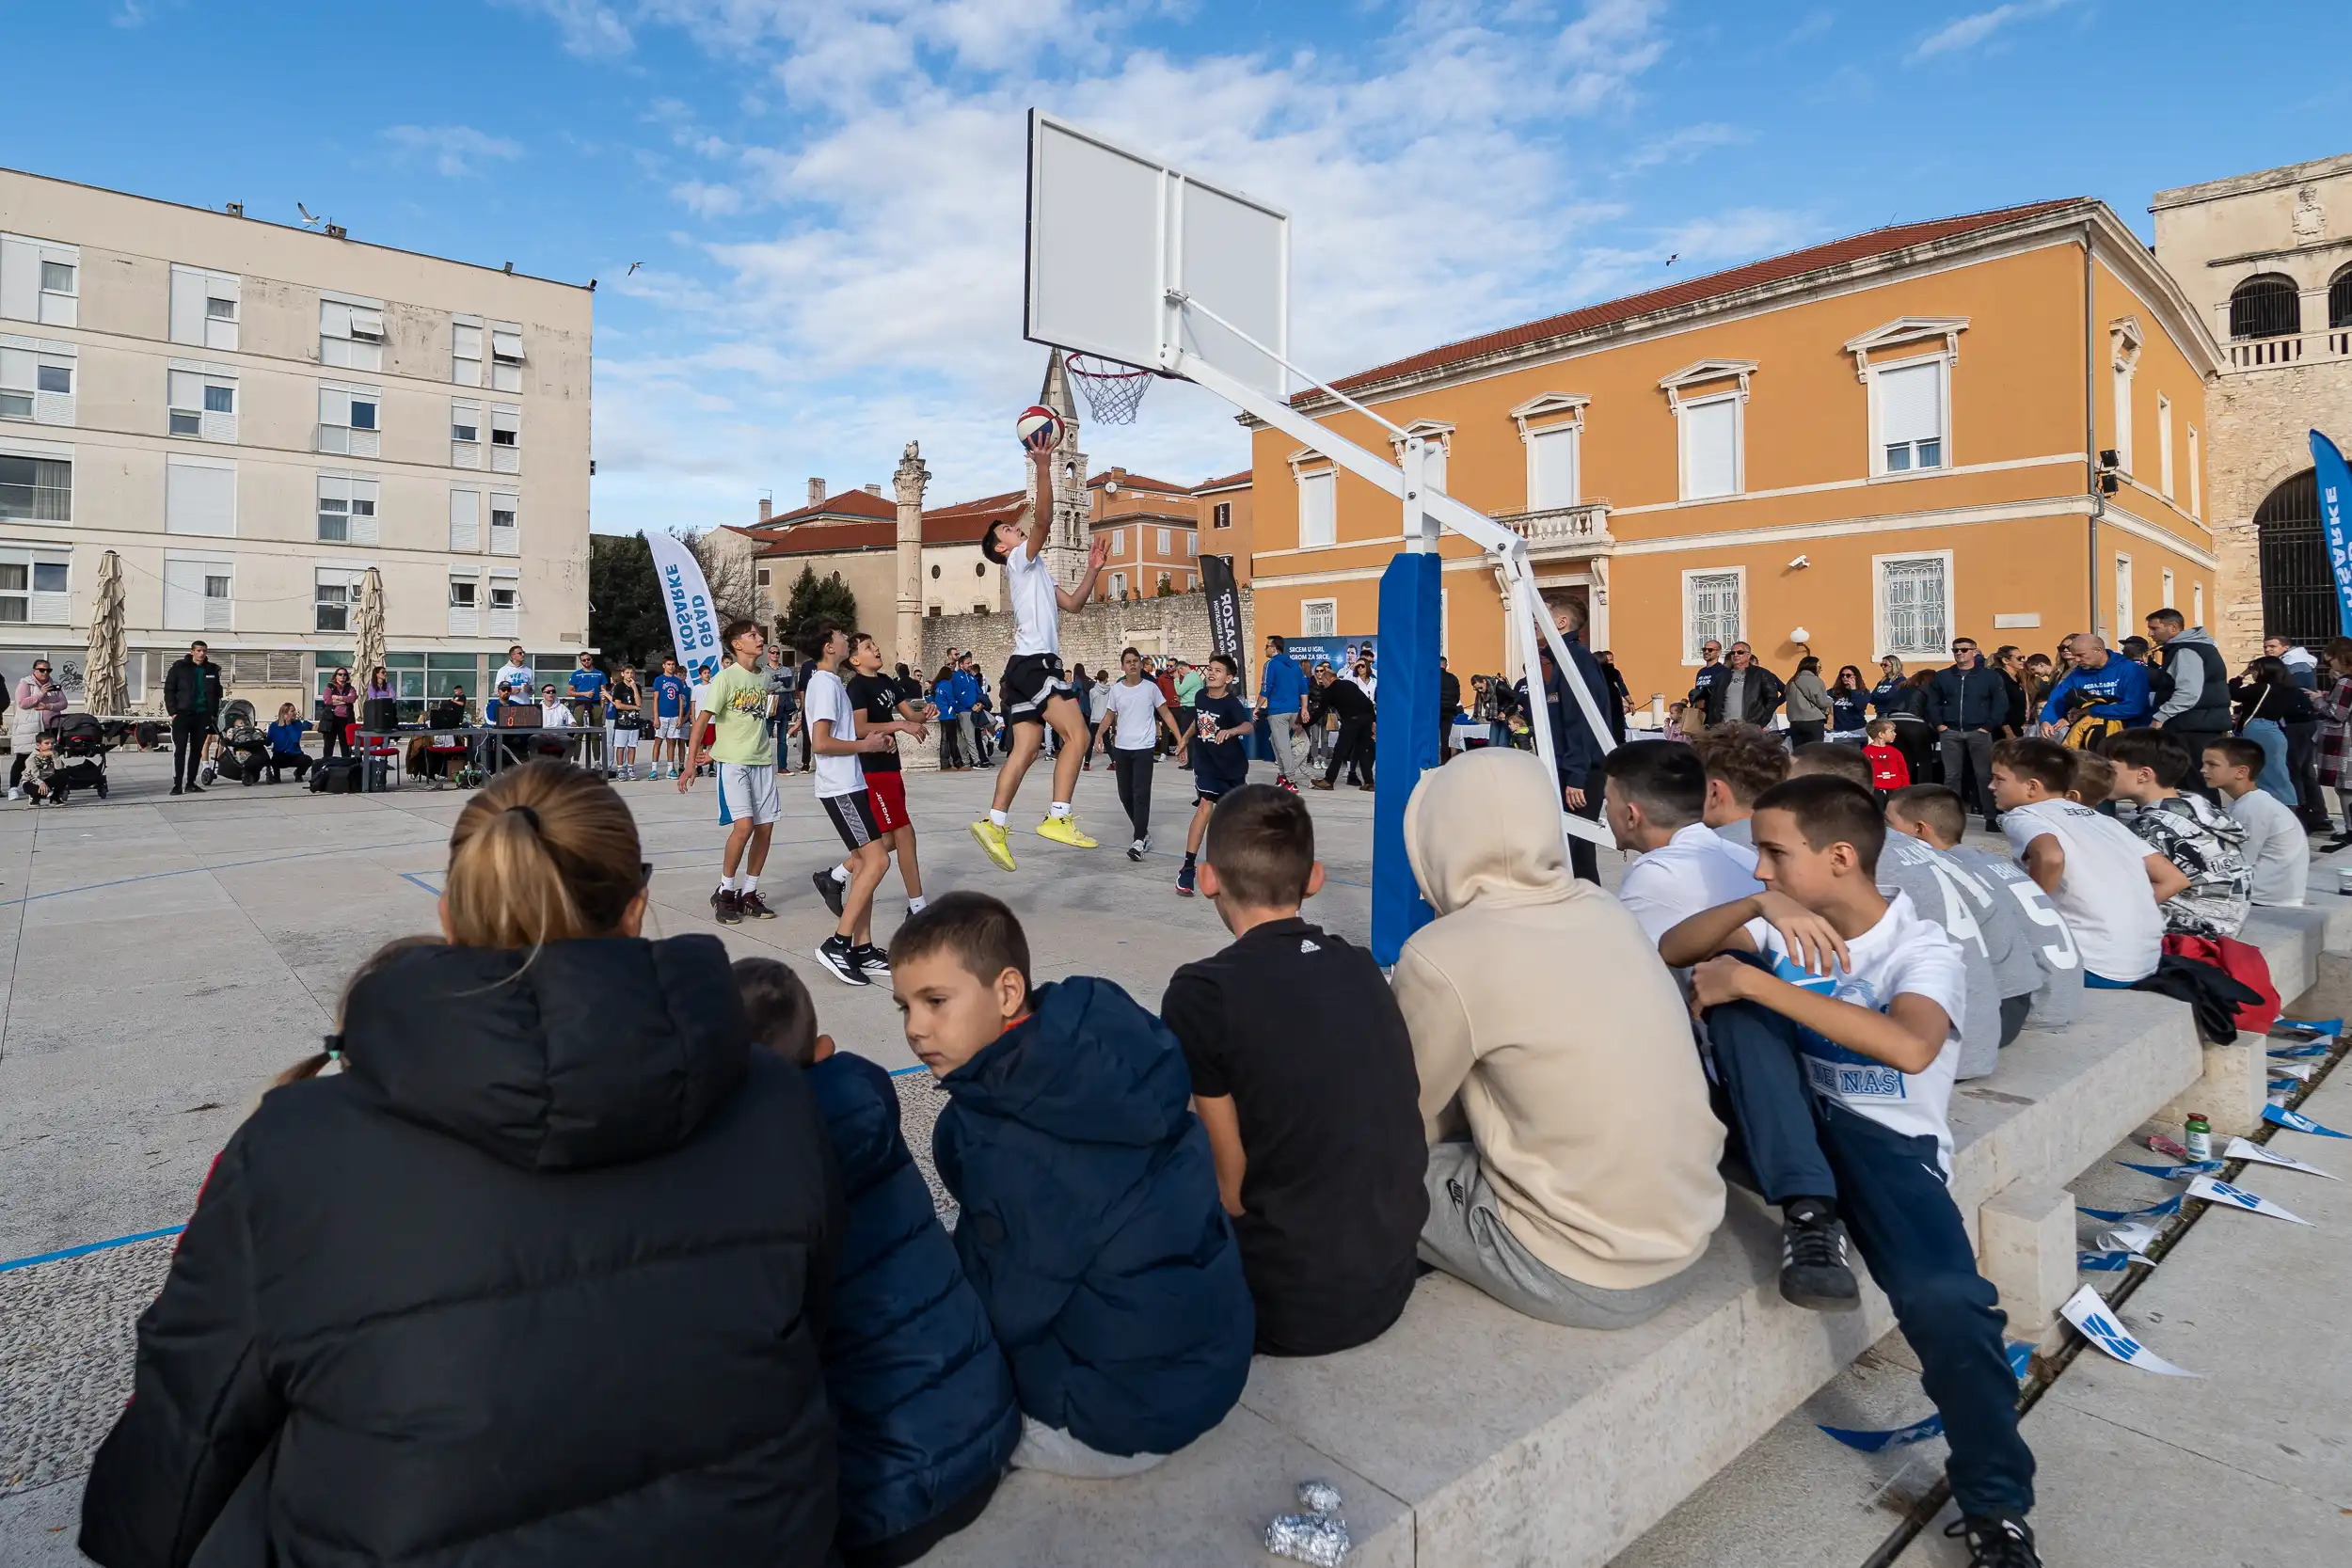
[2256,468,2330,645]
[2330,264,2352,331]
[2229,274,2301,341]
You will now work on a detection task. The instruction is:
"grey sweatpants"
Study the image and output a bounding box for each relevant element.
[1264,715,1311,784]
[1418,1141,1702,1331]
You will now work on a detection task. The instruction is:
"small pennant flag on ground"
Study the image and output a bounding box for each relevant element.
[2187,1174,2312,1225]
[2080,1195,2185,1223]
[2224,1136,2339,1180]
[2062,1285,2201,1376]
[2117,1160,2223,1179]
[2266,1104,2351,1138]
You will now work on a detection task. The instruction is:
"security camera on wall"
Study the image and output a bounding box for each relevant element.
[1787,554,1810,570]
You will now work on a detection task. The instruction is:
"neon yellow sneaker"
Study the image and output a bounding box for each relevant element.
[1036,815,1098,849]
[970,819,1017,872]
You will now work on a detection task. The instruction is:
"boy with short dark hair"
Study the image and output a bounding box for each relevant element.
[1660,775,2042,1568]
[2204,736,2310,908]
[1990,737,2181,988]
[1865,719,1911,790]
[1159,785,1427,1356]
[1690,722,1788,847]
[1887,784,2083,1031]
[890,893,1252,1477]
[2101,728,2249,938]
[732,958,1018,1567]
[1175,653,1254,897]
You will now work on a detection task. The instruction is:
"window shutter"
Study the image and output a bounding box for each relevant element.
[347,309,385,341]
[1684,400,1738,499]
[166,461,235,536]
[163,559,205,629]
[491,330,523,361]
[203,577,231,631]
[0,237,37,322]
[450,488,481,551]
[1878,362,1942,446]
[205,277,240,352]
[321,302,353,339]
[29,560,69,624]
[169,369,206,410]
[489,492,519,554]
[318,387,347,424]
[1528,427,1577,509]
[169,267,208,345]
[1298,470,1335,546]
[348,478,379,545]
[454,324,483,359]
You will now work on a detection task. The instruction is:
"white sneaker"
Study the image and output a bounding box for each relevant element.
[6,788,17,801]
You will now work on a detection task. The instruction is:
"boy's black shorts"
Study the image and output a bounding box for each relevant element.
[998,653,1071,727]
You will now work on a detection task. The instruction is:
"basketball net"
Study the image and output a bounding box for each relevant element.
[1067,355,1152,425]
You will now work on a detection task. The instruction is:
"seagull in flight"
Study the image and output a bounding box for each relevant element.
[297,201,322,226]
[1664,253,1678,268]
[627,261,642,275]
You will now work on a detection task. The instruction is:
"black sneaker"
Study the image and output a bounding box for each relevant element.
[1779,1200,1861,1311]
[1127,839,1145,863]
[811,868,847,919]
[815,935,869,987]
[1176,859,1197,897]
[711,887,742,926]
[1946,1513,2040,1568]
[739,890,777,920]
[851,942,891,978]
[169,785,183,797]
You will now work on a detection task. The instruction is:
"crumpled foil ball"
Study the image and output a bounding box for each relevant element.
[1264,1511,1350,1566]
[1295,1481,1343,1514]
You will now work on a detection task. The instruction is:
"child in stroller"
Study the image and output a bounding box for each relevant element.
[36,713,110,801]
[204,700,273,785]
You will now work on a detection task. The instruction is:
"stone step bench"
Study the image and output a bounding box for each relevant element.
[926,911,2343,1568]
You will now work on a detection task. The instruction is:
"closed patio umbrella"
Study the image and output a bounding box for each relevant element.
[354,567,387,693]
[84,549,126,716]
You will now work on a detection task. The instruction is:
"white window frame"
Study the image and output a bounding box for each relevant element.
[487,572,521,638]
[2193,580,2206,626]
[1511,392,1589,513]
[169,264,242,352]
[1300,597,1338,639]
[313,566,364,633]
[1681,565,1745,664]
[1156,527,1171,555]
[448,573,481,636]
[1866,351,1951,478]
[320,292,386,372]
[490,322,525,393]
[1872,549,1953,662]
[318,381,382,457]
[1677,392,1744,500]
[316,471,379,546]
[449,486,481,552]
[167,361,238,444]
[0,438,72,525]
[1107,570,1126,599]
[2110,319,2142,475]
[0,336,76,426]
[2157,393,2174,499]
[2115,552,2134,640]
[1108,531,1122,557]
[489,404,521,473]
[1212,500,1232,529]
[1295,466,1336,548]
[451,398,482,468]
[165,454,238,538]
[453,315,484,387]
[163,550,234,632]
[2160,568,2176,615]
[2188,425,2202,521]
[488,491,519,555]
[1,235,80,327]
[0,547,72,626]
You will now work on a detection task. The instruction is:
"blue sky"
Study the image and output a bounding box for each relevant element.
[7,1,2344,536]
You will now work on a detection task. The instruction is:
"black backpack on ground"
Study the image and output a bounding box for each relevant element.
[310,757,363,795]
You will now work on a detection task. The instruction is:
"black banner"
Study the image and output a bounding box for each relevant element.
[1201,553,1248,693]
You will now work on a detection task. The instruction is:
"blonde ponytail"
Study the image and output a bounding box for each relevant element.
[444,761,644,950]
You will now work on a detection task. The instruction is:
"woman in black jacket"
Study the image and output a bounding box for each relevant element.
[81,761,842,1568]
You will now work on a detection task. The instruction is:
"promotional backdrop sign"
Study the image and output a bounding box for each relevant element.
[646,531,726,686]
[1281,636,1377,676]
[1200,554,1248,694]
[2313,430,2352,637]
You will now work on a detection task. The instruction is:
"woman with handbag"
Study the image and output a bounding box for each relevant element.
[2230,655,2313,812]
[319,667,359,761]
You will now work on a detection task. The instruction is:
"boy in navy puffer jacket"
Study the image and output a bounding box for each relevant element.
[891,892,1253,1477]
[734,958,1019,1565]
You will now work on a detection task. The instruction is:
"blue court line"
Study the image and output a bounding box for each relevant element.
[0,833,450,911]
[0,1225,185,1275]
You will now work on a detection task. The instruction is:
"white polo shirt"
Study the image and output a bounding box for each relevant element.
[1617,822,1764,945]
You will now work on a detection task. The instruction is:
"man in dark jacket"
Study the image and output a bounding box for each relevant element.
[1700,641,1785,729]
[1436,656,1463,753]
[1687,638,1728,725]
[1528,607,1622,884]
[80,935,843,1568]
[2149,610,2231,799]
[1929,636,2008,830]
[162,640,224,795]
[1311,664,1376,789]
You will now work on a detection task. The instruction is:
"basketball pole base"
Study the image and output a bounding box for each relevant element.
[1372,550,1441,966]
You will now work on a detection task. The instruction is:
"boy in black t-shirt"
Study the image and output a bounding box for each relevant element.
[1159,785,1428,1355]
[812,632,934,946]
[1175,654,1254,897]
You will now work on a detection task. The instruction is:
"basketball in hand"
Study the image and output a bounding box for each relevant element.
[1016,404,1064,452]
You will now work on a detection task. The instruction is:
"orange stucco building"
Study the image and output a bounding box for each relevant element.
[1247,198,2225,705]
[1087,466,1253,601]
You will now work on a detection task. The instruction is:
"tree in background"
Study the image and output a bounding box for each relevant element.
[589,533,671,667]
[778,564,859,646]
[683,529,764,632]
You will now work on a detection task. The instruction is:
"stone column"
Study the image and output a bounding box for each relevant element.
[893,440,929,674]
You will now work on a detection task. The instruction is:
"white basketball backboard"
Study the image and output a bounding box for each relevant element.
[1025,111,1290,399]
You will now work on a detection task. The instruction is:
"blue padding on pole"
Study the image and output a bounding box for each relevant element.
[1373,551,1440,966]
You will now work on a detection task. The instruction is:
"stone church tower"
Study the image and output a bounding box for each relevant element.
[1031,350,1090,588]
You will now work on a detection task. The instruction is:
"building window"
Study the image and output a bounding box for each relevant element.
[449,488,480,551]
[488,580,519,638]
[1,342,75,425]
[320,297,385,371]
[1212,500,1232,529]
[167,368,237,442]
[929,562,940,578]
[452,399,482,468]
[169,266,241,351]
[453,321,483,387]
[1873,358,1946,474]
[1156,528,1171,555]
[1874,553,1950,660]
[1109,531,1122,556]
[1297,468,1336,547]
[1678,395,1741,500]
[0,453,70,522]
[1301,598,1337,638]
[489,404,521,473]
[1107,571,1126,599]
[1683,569,1740,661]
[449,577,480,636]
[1156,571,1171,594]
[314,569,360,633]
[2161,568,2176,612]
[1527,424,1580,509]
[2115,554,2134,639]
[2193,580,2206,625]
[166,457,236,536]
[489,493,519,554]
[491,325,525,393]
[317,474,378,545]
[0,236,81,326]
[1185,533,1197,558]
[0,558,69,624]
[2157,394,2174,499]
[2112,360,2134,474]
[2228,274,2301,341]
[164,555,232,631]
[2188,425,2202,521]
[756,566,771,587]
[2332,265,2352,330]
[319,385,381,457]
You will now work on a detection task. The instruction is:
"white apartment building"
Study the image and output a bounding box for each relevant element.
[0,166,592,719]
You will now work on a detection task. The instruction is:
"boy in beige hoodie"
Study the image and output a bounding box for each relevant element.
[1392,747,1725,1329]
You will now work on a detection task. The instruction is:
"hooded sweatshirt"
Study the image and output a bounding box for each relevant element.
[1391,748,1726,1291]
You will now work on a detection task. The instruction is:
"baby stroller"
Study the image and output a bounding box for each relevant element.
[48,712,111,800]
[204,700,272,785]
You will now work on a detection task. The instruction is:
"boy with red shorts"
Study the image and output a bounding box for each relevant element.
[813,632,935,943]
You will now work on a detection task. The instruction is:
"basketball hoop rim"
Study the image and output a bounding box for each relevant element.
[1067,352,1175,382]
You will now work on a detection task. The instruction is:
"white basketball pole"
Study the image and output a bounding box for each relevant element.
[1177,343,1615,847]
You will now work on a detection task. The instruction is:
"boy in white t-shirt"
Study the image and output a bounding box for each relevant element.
[790,619,897,988]
[2204,736,2309,908]
[1091,645,1191,861]
[970,439,1109,872]
[1659,775,2039,1565]
[1989,736,2184,988]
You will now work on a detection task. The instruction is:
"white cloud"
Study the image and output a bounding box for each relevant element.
[381,124,526,179]
[1624,121,1752,171]
[1909,0,2071,62]
[671,180,744,217]
[498,0,633,57]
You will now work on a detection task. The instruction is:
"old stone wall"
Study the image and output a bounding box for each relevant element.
[2207,358,2352,663]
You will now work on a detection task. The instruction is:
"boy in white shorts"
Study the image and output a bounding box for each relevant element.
[650,656,691,779]
[970,439,1108,872]
[680,620,787,926]
[795,619,896,986]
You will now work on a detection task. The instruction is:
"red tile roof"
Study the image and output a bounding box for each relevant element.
[1194,469,1250,491]
[1310,198,2089,400]
[751,488,898,529]
[1088,469,1190,495]
[753,487,1028,557]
